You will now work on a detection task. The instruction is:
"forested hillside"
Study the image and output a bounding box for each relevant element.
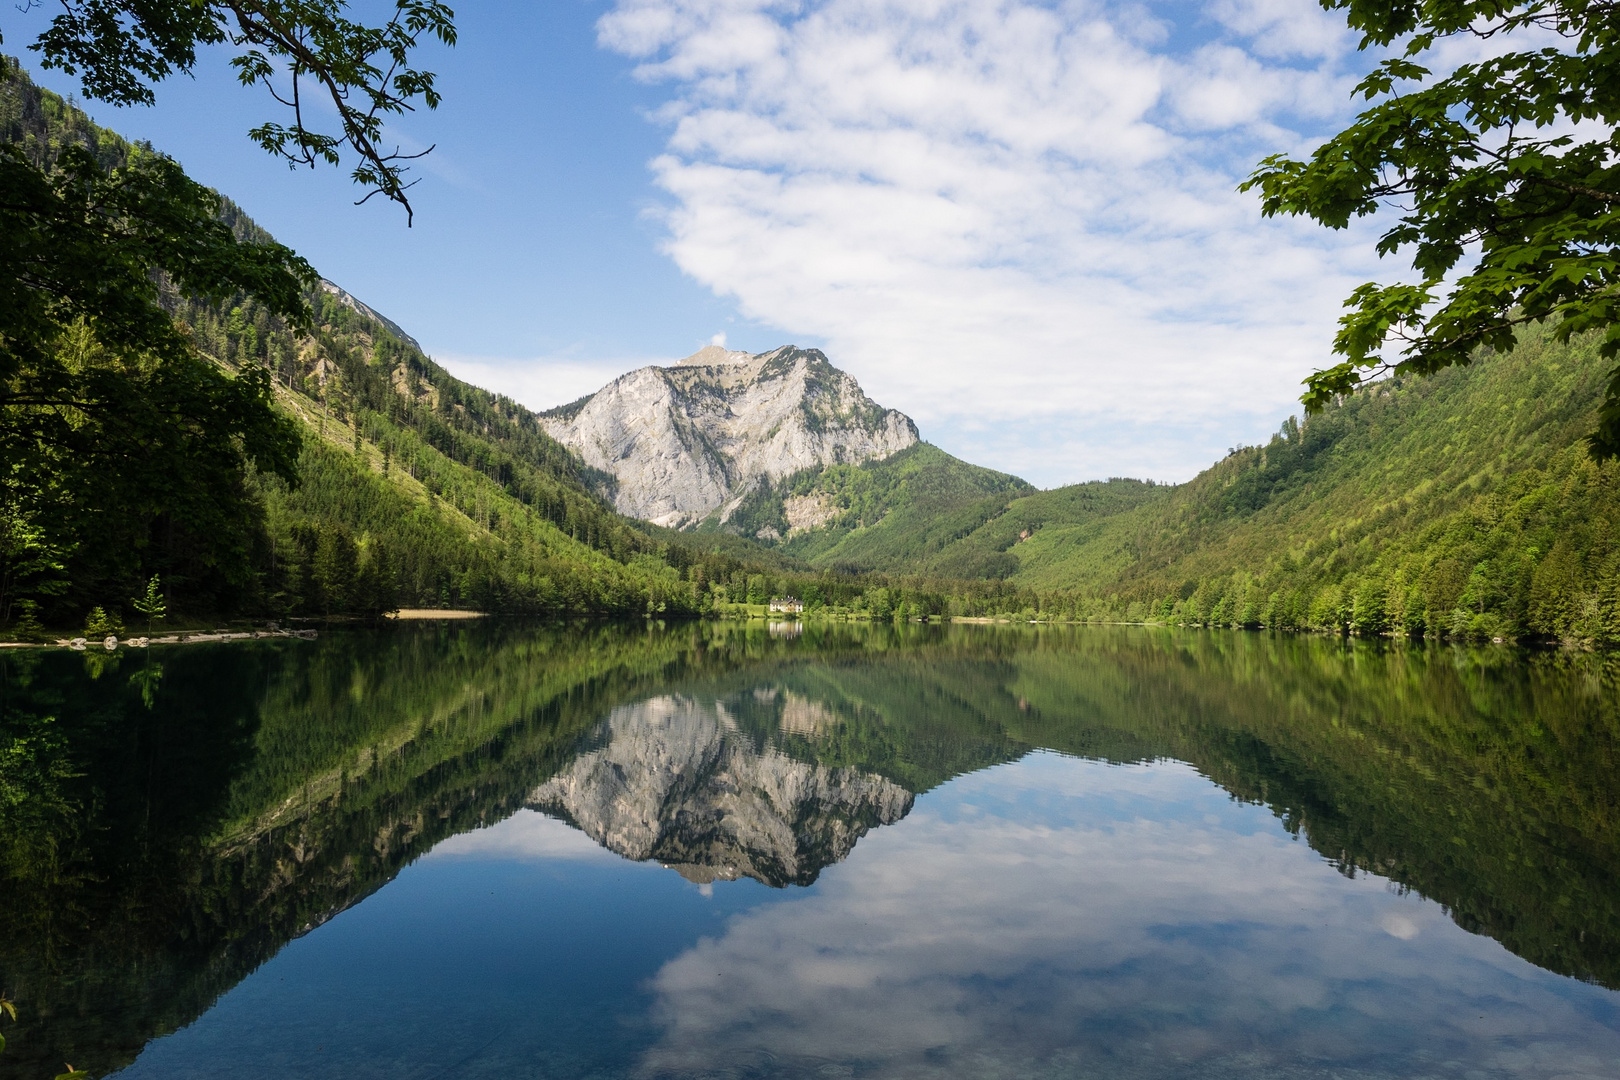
[0,64,766,627]
[735,321,1620,644]
[722,443,1039,573]
[179,281,711,615]
[1005,326,1620,642]
[769,444,1160,579]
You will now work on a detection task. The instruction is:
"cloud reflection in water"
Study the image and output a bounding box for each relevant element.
[638,752,1620,1080]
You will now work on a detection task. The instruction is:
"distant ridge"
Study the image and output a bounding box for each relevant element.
[318,280,421,351]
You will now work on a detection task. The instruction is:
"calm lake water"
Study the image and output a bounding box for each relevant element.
[2,622,1619,1080]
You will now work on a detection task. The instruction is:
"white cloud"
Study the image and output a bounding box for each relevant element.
[597,0,1393,484]
[1207,0,1351,61]
[435,353,663,411]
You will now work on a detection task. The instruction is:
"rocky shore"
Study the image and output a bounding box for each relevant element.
[41,628,319,651]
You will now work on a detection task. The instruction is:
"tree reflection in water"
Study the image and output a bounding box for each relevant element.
[0,622,1617,1077]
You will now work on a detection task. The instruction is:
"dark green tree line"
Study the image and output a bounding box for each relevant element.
[0,61,311,627]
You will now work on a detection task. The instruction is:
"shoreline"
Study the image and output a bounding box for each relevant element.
[0,610,492,649]
[0,614,1552,650]
[389,609,488,620]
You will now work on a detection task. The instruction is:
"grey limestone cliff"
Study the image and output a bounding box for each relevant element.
[529,694,914,886]
[538,346,918,529]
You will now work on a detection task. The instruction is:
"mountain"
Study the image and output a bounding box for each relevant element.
[537,344,1067,576]
[0,62,777,625]
[540,345,919,529]
[8,59,1618,643]
[619,320,1618,644]
[317,279,421,350]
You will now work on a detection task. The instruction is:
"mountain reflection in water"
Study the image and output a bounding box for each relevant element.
[531,695,911,886]
[0,622,1617,1079]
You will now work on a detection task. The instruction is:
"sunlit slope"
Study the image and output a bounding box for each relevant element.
[734,444,1050,575]
[889,473,1167,580]
[732,443,1164,579]
[197,285,694,612]
[1008,328,1619,629]
[776,445,1030,571]
[2,62,716,615]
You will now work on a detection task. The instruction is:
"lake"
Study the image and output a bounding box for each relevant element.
[1,622,1618,1079]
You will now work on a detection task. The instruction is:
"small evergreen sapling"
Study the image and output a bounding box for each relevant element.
[83,606,124,640]
[132,574,167,634]
[10,599,43,642]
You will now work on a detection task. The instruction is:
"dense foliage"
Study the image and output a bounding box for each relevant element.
[185,281,706,617]
[0,60,312,628]
[1000,327,1620,643]
[12,0,456,220]
[786,462,1157,581]
[752,444,1037,574]
[1242,0,1620,455]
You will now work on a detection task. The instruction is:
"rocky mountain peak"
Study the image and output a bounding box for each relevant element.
[539,345,919,529]
[677,343,753,366]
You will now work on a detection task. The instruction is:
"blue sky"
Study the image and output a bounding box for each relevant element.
[13,0,1401,487]
[16,2,771,352]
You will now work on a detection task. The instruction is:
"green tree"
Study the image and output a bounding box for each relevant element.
[1243,0,1620,455]
[746,574,768,605]
[0,138,314,396]
[82,606,122,639]
[131,574,166,634]
[312,523,359,616]
[1351,575,1390,635]
[0,505,66,629]
[0,73,315,622]
[352,537,399,618]
[2,0,456,625]
[15,0,457,221]
[865,587,892,619]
